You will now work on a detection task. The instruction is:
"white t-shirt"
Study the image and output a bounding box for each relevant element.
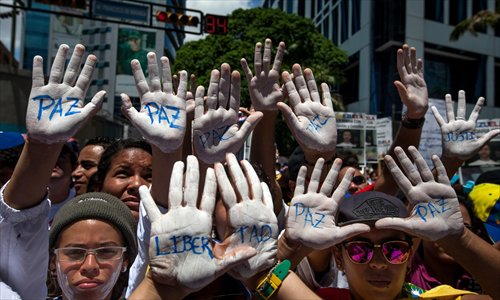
[0,182,50,300]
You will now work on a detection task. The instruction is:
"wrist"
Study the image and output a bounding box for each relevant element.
[278,233,313,268]
[401,113,425,129]
[437,225,468,248]
[303,150,335,166]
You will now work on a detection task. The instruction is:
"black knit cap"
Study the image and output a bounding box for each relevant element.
[337,191,408,226]
[49,192,137,262]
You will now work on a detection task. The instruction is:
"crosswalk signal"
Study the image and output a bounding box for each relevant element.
[204,14,228,35]
[155,11,199,27]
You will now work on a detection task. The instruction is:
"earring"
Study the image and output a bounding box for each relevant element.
[122,266,127,273]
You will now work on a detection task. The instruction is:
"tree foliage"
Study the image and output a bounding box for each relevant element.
[450,1,500,41]
[173,8,348,155]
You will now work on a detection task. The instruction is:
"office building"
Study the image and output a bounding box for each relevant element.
[262,0,500,119]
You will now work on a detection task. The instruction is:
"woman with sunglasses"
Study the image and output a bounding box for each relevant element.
[278,147,500,299]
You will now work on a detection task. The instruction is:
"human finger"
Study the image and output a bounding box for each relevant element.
[262,38,272,72]
[320,158,342,196]
[49,44,70,84]
[161,56,173,94]
[184,155,200,207]
[168,160,185,208]
[307,158,324,193]
[148,52,161,92]
[218,63,231,109]
[63,44,85,86]
[272,41,285,72]
[139,185,162,223]
[445,94,455,122]
[304,68,320,102]
[131,59,149,97]
[254,42,262,75]
[215,162,237,208]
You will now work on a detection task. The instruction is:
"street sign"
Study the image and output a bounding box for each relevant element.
[94,0,149,24]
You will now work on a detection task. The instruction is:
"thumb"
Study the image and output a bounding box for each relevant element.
[276,102,300,134]
[394,81,409,104]
[236,111,263,138]
[476,129,500,148]
[120,93,140,123]
[81,90,106,117]
[139,185,162,223]
[215,246,257,277]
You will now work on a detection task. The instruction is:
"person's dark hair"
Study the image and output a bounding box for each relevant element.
[84,136,115,149]
[339,151,360,169]
[0,144,23,171]
[459,195,491,243]
[91,139,152,192]
[287,146,305,183]
[61,143,78,169]
[0,144,24,185]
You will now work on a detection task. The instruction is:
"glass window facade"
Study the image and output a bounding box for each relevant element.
[425,0,444,22]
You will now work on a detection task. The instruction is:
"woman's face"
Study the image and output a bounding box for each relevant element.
[101,148,152,220]
[72,145,105,195]
[51,220,127,300]
[334,229,411,300]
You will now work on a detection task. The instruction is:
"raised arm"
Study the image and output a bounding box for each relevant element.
[432,90,500,176]
[378,146,500,299]
[277,64,337,169]
[120,53,187,206]
[375,44,428,195]
[129,156,256,299]
[192,63,263,166]
[279,158,370,268]
[242,39,285,215]
[214,153,278,280]
[5,44,105,209]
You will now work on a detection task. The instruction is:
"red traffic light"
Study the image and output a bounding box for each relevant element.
[155,10,199,27]
[156,11,178,23]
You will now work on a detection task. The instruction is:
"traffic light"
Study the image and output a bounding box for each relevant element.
[35,0,86,9]
[155,11,199,27]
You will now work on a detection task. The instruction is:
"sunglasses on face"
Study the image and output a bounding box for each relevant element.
[343,240,412,264]
[351,175,366,185]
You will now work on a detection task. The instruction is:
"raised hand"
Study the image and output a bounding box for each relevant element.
[193,64,263,164]
[214,153,278,279]
[432,90,500,160]
[376,146,464,241]
[26,44,105,143]
[241,39,285,111]
[285,158,370,249]
[395,44,428,118]
[121,53,187,153]
[277,64,337,153]
[140,156,256,291]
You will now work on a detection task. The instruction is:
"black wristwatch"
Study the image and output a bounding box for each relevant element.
[401,114,425,129]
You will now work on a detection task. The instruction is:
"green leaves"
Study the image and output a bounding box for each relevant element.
[173,8,348,155]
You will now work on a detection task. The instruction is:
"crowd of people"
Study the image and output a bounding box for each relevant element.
[0,39,499,300]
